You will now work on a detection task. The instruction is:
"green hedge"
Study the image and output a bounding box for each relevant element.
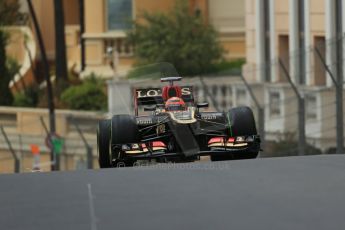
[61,75,107,111]
[13,86,39,107]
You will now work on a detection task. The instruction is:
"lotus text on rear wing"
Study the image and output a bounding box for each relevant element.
[136,87,192,98]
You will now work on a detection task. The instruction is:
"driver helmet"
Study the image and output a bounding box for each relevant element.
[165,97,186,111]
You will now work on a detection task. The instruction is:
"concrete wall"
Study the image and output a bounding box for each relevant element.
[209,0,245,60]
[135,0,176,21]
[0,150,99,174]
[209,0,244,32]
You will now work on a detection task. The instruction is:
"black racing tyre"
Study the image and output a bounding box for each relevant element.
[111,114,140,144]
[228,106,257,136]
[111,115,140,167]
[97,120,111,168]
[211,106,258,161]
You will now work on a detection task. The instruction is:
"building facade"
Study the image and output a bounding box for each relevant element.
[244,0,345,151]
[77,0,247,77]
[8,0,246,88]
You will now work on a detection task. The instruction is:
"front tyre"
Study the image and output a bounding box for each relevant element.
[211,106,259,161]
[228,106,257,136]
[111,115,140,167]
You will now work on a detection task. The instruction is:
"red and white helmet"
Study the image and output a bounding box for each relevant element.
[165,97,186,111]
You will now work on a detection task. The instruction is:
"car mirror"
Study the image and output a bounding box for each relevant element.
[197,102,209,108]
[144,106,156,111]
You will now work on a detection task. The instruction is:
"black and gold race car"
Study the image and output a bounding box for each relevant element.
[98,73,260,168]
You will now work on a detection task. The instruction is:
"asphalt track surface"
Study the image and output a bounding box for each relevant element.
[1,155,345,230]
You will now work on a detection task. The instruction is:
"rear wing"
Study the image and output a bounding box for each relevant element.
[134,86,194,114]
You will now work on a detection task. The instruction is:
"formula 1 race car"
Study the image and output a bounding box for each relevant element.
[97,68,260,168]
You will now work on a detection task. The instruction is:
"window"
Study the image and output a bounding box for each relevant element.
[305,94,317,120]
[269,91,281,117]
[313,36,326,86]
[278,35,289,83]
[107,0,133,31]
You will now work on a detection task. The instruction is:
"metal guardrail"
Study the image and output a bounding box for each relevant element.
[0,126,20,173]
[0,107,105,172]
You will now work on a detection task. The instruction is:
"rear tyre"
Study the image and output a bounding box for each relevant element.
[97,120,111,168]
[211,106,259,161]
[111,115,140,167]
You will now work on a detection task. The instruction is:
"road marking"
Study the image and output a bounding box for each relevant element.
[87,183,98,230]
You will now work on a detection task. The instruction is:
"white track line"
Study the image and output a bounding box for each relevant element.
[87,183,98,230]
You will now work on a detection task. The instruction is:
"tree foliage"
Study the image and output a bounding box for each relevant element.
[0,0,25,105]
[0,0,23,26]
[128,0,223,76]
[61,74,107,111]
